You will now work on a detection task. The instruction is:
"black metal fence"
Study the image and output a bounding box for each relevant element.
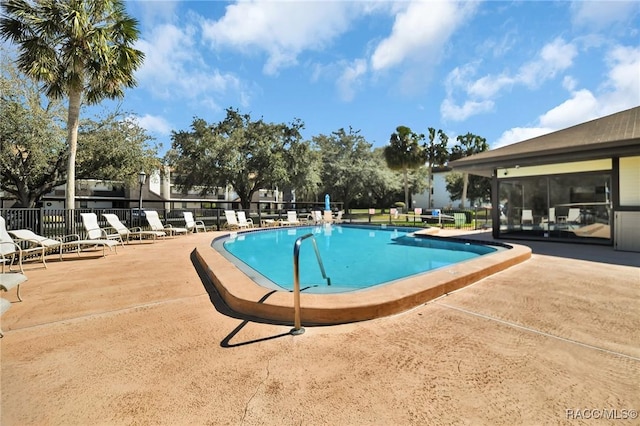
[1,206,490,238]
[0,207,227,238]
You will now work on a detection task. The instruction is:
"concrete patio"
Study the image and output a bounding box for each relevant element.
[1,229,638,425]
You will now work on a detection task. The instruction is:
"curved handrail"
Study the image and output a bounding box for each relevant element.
[291,233,331,335]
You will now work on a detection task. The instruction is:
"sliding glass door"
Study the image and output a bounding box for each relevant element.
[498,172,611,243]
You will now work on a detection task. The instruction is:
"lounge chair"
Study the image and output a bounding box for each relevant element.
[542,208,556,224]
[1,272,28,302]
[81,213,123,244]
[78,213,121,256]
[521,209,534,225]
[1,215,46,273]
[144,210,188,237]
[183,212,206,233]
[285,211,303,226]
[103,213,166,242]
[567,208,582,224]
[334,210,344,224]
[307,210,325,225]
[0,297,11,337]
[8,229,82,262]
[224,210,240,230]
[236,211,254,229]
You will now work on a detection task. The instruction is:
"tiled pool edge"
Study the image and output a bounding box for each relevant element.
[194,231,532,325]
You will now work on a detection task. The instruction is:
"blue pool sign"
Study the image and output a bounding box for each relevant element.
[325,194,331,211]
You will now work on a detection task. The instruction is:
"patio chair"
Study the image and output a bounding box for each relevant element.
[1,272,28,302]
[103,213,166,242]
[307,210,323,225]
[78,213,121,256]
[1,297,11,338]
[567,208,582,224]
[143,210,188,237]
[334,210,344,224]
[236,211,254,229]
[542,208,556,224]
[224,210,240,230]
[8,229,83,262]
[1,215,46,273]
[286,211,303,226]
[521,209,534,225]
[183,212,206,233]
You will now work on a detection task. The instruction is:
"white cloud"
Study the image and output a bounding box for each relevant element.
[370,1,478,71]
[571,1,639,30]
[337,59,368,102]
[133,114,173,136]
[517,38,577,87]
[538,90,599,129]
[562,76,577,91]
[442,38,578,121]
[440,98,494,122]
[599,45,640,114]
[493,43,639,148]
[135,23,247,112]
[493,127,554,149]
[200,1,358,75]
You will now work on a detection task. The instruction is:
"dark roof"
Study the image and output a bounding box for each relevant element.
[450,106,640,175]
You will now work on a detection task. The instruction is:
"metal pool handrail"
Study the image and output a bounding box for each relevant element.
[291,233,331,335]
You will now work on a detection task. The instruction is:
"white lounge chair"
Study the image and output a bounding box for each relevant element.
[103,213,166,242]
[79,213,121,256]
[542,208,556,224]
[8,229,83,262]
[567,208,581,224]
[236,211,254,229]
[334,210,344,224]
[144,210,188,237]
[521,209,534,225]
[224,210,240,230]
[183,212,206,233]
[1,297,11,337]
[1,215,46,273]
[285,211,303,226]
[309,210,324,224]
[1,272,28,302]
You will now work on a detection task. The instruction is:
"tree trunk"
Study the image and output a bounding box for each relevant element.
[403,167,409,213]
[427,165,432,209]
[65,89,82,232]
[461,172,469,209]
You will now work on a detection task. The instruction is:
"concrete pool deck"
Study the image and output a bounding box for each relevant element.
[1,229,638,424]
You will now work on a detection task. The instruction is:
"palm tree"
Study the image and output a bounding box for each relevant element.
[424,128,450,209]
[1,0,144,217]
[384,126,426,212]
[450,132,488,208]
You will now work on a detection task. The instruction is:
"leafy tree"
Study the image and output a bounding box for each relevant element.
[76,115,161,185]
[424,128,450,208]
[368,148,403,210]
[1,0,145,212]
[1,53,67,207]
[383,126,426,212]
[166,109,308,209]
[445,171,491,205]
[1,52,159,207]
[284,139,322,202]
[450,132,488,208]
[313,127,374,212]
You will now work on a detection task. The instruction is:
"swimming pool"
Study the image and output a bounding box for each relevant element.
[197,225,531,325]
[217,225,499,294]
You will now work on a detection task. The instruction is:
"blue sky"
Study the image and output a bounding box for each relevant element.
[110,0,639,155]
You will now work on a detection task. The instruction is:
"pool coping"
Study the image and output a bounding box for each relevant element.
[194,227,532,325]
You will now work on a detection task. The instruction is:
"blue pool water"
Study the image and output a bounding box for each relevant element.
[216,225,499,294]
